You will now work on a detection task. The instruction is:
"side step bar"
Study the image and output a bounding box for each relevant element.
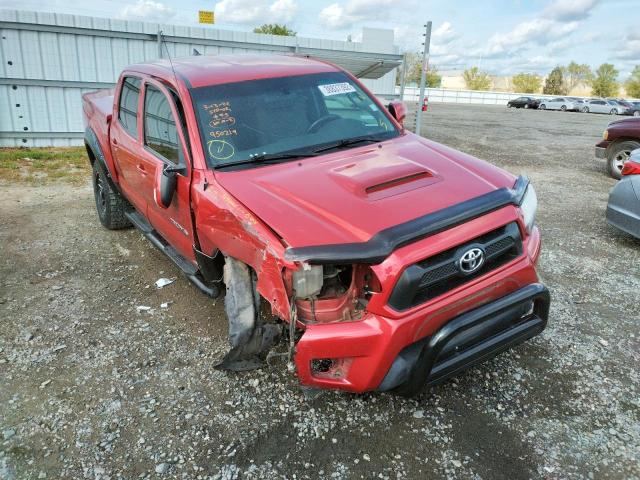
[125,210,221,299]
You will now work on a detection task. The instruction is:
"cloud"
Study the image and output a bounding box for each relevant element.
[318,0,399,29]
[542,0,600,21]
[214,0,298,25]
[613,32,640,60]
[475,0,600,61]
[269,0,297,22]
[119,0,175,22]
[432,22,458,45]
[484,18,579,58]
[505,55,556,73]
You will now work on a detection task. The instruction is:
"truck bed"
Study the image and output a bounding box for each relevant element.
[82,89,115,173]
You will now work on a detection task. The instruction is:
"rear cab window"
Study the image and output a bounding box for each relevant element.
[118,76,141,139]
[143,85,181,164]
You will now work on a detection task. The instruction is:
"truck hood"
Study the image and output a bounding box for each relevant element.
[214,133,516,249]
[609,117,640,127]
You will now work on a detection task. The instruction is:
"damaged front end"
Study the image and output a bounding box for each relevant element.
[211,175,546,396]
[215,257,281,371]
[288,264,380,324]
[216,257,378,378]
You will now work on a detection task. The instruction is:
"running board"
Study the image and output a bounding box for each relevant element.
[125,210,221,299]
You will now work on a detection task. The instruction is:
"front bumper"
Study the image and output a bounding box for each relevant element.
[378,283,549,396]
[294,223,545,394]
[595,141,610,159]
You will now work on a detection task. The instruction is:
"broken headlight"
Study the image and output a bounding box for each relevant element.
[292,264,324,298]
[520,183,538,233]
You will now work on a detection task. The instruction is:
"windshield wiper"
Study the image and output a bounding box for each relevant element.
[311,134,388,154]
[215,152,318,170]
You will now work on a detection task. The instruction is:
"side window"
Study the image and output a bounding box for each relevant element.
[118,76,141,139]
[144,85,181,164]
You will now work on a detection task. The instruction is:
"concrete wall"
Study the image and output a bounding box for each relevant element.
[0,10,400,147]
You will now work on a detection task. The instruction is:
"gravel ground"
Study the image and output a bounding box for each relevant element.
[1,103,639,480]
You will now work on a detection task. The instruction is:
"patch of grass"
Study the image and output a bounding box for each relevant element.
[0,147,90,184]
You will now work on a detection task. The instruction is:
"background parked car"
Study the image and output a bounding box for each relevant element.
[622,100,640,117]
[507,96,540,109]
[582,99,621,114]
[606,99,631,115]
[595,116,640,178]
[606,149,640,239]
[539,97,580,111]
[568,97,586,110]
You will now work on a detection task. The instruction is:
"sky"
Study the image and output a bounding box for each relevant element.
[1,0,638,78]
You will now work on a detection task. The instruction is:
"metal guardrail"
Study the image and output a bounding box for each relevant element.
[399,86,561,106]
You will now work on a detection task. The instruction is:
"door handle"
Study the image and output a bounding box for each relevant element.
[136,164,147,175]
[111,138,118,146]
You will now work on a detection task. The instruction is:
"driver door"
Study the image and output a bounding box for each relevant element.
[138,79,195,261]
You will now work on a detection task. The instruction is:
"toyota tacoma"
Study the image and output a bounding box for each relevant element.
[82,54,549,396]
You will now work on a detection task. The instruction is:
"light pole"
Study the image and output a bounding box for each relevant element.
[415,21,432,135]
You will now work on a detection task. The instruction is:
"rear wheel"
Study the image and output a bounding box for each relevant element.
[561,105,567,111]
[540,104,546,110]
[582,106,589,113]
[634,111,640,117]
[607,141,640,179]
[92,161,131,230]
[610,108,617,115]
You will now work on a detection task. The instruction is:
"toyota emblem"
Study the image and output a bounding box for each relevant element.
[459,247,485,274]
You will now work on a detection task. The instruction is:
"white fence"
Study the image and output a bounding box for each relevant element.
[399,86,559,106]
[0,9,401,147]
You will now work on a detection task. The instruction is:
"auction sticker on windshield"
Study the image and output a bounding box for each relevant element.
[318,82,357,96]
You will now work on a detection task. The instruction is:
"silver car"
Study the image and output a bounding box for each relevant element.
[606,149,640,239]
[539,97,579,111]
[582,99,621,114]
[607,99,631,115]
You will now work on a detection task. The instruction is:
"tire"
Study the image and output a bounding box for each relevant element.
[607,141,640,180]
[634,111,640,117]
[540,104,546,110]
[582,106,589,113]
[524,104,529,109]
[507,103,512,108]
[92,161,131,230]
[561,105,567,111]
[609,109,617,115]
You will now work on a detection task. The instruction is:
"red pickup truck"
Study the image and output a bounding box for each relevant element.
[82,54,548,396]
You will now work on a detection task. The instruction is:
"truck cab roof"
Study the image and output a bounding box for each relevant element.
[126,54,341,89]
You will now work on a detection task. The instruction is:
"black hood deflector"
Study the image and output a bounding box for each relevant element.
[284,176,529,265]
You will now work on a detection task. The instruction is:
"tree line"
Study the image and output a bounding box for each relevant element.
[401,53,640,98]
[463,62,640,97]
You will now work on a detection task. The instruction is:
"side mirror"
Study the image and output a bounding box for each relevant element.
[387,100,407,127]
[158,164,185,208]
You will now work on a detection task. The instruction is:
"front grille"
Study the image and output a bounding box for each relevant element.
[388,222,523,310]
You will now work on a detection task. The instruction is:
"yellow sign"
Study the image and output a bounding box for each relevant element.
[198,10,214,24]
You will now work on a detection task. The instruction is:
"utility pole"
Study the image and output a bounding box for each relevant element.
[415,21,432,135]
[157,29,163,59]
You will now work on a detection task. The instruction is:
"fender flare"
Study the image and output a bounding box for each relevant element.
[85,127,122,193]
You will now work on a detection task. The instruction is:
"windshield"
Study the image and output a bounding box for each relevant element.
[191,72,399,167]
